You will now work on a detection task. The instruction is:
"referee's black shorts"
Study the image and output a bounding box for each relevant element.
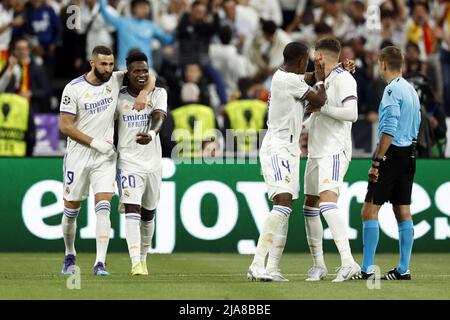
[365,144,416,206]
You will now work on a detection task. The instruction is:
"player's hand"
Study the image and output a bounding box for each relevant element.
[341,59,356,74]
[305,104,322,113]
[314,56,325,81]
[133,91,148,111]
[136,132,151,145]
[368,167,379,183]
[90,138,114,154]
[6,55,18,73]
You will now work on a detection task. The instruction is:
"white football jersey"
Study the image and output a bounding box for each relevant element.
[116,86,168,173]
[307,66,357,159]
[262,68,311,155]
[60,72,125,151]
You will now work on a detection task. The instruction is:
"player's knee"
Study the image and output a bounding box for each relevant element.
[273,193,293,208]
[64,200,81,210]
[124,204,141,214]
[319,190,338,203]
[304,195,319,207]
[141,208,155,221]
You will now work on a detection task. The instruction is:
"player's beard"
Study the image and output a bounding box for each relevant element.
[94,67,113,83]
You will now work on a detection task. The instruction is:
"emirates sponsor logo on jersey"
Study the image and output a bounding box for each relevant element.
[84,97,114,113]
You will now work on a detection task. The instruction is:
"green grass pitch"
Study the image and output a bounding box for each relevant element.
[1,253,449,299]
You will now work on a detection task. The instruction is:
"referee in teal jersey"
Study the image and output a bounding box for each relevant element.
[357,46,421,280]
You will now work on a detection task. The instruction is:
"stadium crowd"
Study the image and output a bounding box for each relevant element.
[0,0,449,157]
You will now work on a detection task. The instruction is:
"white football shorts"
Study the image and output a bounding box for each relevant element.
[304,152,350,196]
[117,168,162,211]
[260,145,300,201]
[63,147,117,201]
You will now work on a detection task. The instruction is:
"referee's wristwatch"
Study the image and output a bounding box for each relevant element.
[372,156,383,169]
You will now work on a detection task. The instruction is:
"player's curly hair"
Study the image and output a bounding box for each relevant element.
[126,50,148,67]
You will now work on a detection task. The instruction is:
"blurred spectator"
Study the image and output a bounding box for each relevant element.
[248,0,282,27]
[174,63,212,108]
[157,0,187,33]
[0,0,24,68]
[341,41,371,114]
[345,0,368,42]
[313,0,352,39]
[435,0,450,115]
[404,41,439,90]
[177,0,227,106]
[47,0,69,15]
[0,54,17,91]
[99,0,174,70]
[223,77,267,154]
[221,0,259,54]
[172,82,219,158]
[16,0,60,63]
[279,0,307,32]
[209,25,255,100]
[406,1,436,60]
[247,20,291,80]
[6,37,51,112]
[406,72,447,158]
[78,0,117,64]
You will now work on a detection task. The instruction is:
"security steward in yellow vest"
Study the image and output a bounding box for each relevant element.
[0,93,35,156]
[172,104,217,158]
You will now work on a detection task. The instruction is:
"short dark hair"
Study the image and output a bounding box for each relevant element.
[379,46,403,71]
[262,20,277,36]
[314,22,333,35]
[219,25,233,45]
[315,37,341,55]
[405,41,420,53]
[283,41,309,65]
[131,0,149,9]
[126,50,148,67]
[92,45,113,57]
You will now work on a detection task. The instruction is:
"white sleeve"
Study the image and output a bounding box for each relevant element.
[60,84,78,116]
[286,75,311,100]
[152,88,168,114]
[321,99,358,122]
[336,73,358,105]
[112,71,126,87]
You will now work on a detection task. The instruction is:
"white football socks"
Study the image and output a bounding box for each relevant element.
[303,205,326,268]
[320,202,355,266]
[140,218,155,262]
[252,205,291,270]
[125,213,141,266]
[94,200,111,265]
[62,207,80,256]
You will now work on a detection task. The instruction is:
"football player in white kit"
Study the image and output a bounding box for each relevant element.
[303,38,361,282]
[60,46,154,276]
[116,52,167,276]
[247,42,328,282]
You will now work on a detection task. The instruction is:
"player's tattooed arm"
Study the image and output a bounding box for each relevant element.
[60,113,114,154]
[134,73,157,111]
[136,111,166,145]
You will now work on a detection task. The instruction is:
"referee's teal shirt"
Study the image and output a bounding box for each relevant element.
[377,77,421,147]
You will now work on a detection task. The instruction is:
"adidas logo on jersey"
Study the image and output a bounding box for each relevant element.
[323,179,331,184]
[84,92,92,100]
